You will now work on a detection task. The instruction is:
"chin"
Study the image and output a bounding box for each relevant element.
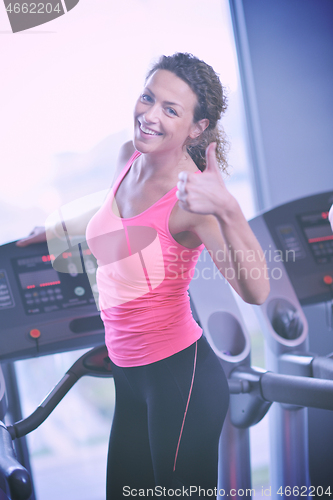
[133,136,161,155]
[133,138,150,154]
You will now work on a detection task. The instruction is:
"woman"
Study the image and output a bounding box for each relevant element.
[18,53,270,498]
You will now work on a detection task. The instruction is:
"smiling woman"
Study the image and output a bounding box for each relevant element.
[17,52,269,499]
[84,53,269,498]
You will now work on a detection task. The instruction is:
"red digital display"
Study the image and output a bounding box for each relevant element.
[18,269,60,290]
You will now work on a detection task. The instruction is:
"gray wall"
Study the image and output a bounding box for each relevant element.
[229,0,333,211]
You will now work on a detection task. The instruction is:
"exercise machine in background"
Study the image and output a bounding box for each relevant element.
[249,190,333,496]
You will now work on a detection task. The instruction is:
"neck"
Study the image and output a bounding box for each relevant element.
[135,148,189,182]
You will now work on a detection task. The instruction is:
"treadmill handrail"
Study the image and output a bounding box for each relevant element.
[8,345,112,440]
[231,365,333,411]
[260,371,333,410]
[0,422,32,500]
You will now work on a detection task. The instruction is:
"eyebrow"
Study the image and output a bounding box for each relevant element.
[145,87,184,110]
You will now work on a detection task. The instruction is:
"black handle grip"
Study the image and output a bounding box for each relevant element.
[0,422,32,500]
[260,372,333,410]
[8,345,112,440]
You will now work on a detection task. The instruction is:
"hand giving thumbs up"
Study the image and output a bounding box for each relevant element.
[176,143,232,216]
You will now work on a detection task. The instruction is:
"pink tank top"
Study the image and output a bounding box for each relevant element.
[86,151,204,367]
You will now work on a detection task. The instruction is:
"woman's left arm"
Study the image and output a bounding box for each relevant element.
[177,143,270,305]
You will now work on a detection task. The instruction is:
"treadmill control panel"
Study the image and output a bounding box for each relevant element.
[297,210,333,265]
[0,241,104,362]
[12,252,96,316]
[276,224,306,261]
[251,191,333,305]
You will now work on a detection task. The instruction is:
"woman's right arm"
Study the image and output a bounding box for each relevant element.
[16,226,48,246]
[16,203,106,247]
[16,141,135,247]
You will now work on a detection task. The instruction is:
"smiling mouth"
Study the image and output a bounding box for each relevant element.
[138,121,162,136]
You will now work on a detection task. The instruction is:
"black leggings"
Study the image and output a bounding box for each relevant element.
[107,335,229,498]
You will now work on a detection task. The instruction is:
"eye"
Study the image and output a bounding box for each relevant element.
[140,93,153,103]
[166,107,177,116]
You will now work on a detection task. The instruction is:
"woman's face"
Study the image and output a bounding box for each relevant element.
[133,69,203,156]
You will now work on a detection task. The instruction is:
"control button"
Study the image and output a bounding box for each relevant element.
[0,295,10,302]
[45,305,59,312]
[74,286,85,297]
[29,329,41,339]
[55,294,63,300]
[323,275,333,285]
[28,308,40,314]
[85,260,96,274]
[68,263,78,277]
[0,302,12,307]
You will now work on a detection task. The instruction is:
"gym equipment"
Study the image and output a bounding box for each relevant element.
[0,241,104,362]
[0,345,112,500]
[249,190,333,496]
[0,238,104,500]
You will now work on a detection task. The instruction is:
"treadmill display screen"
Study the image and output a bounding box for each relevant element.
[298,210,333,264]
[12,253,96,316]
[18,268,60,290]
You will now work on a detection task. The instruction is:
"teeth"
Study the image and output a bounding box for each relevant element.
[140,123,160,135]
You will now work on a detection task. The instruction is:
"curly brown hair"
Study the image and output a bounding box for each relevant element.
[146,52,229,173]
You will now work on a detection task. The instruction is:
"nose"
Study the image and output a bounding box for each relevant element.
[142,105,159,123]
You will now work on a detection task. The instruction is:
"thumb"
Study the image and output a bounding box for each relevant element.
[205,142,219,172]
